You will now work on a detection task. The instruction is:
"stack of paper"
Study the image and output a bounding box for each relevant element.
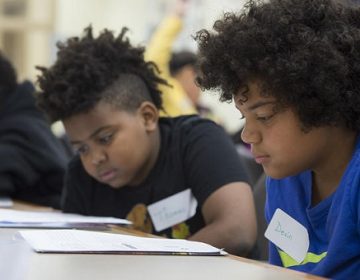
[19,229,227,256]
[0,209,131,229]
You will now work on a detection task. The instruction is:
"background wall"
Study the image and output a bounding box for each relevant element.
[1,0,246,133]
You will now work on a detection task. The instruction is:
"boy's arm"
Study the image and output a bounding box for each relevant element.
[0,143,30,195]
[145,0,188,78]
[145,0,197,117]
[188,181,257,256]
[145,16,183,79]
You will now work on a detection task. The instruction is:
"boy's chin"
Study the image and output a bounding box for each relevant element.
[263,168,296,180]
[107,181,126,189]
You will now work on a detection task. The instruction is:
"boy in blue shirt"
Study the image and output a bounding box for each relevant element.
[35,26,257,256]
[195,0,360,278]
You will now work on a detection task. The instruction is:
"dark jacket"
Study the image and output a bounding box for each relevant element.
[0,81,68,208]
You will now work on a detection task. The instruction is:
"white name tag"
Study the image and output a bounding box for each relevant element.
[147,189,198,232]
[265,208,309,263]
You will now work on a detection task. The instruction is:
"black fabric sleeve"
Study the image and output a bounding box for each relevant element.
[0,82,67,208]
[0,140,39,194]
[0,139,65,208]
[182,120,249,206]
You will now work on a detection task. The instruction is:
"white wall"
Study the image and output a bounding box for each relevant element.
[194,1,247,133]
[53,0,246,133]
[55,0,151,45]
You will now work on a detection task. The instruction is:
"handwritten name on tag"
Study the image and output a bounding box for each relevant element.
[148,189,198,232]
[265,208,309,263]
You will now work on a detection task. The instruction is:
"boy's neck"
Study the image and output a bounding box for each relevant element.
[311,128,357,206]
[129,127,161,187]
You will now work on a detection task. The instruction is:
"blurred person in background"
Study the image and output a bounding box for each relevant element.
[146,0,218,122]
[0,51,68,208]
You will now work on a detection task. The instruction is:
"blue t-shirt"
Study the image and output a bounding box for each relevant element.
[265,135,360,279]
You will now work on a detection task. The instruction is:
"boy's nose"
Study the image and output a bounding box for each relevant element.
[91,149,107,165]
[241,124,261,145]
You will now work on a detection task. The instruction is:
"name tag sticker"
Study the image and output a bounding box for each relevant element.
[265,208,309,263]
[148,189,198,232]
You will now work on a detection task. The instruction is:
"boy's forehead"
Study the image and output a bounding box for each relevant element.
[234,81,264,103]
[63,112,127,143]
[63,103,128,134]
[234,82,278,110]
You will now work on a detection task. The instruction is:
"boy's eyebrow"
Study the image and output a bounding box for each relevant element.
[248,100,276,111]
[236,100,276,112]
[70,126,114,144]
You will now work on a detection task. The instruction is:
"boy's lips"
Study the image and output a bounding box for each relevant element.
[251,149,270,164]
[254,155,270,164]
[98,168,117,182]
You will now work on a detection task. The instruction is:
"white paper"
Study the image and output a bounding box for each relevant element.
[148,189,197,231]
[0,196,13,208]
[0,209,131,226]
[19,229,226,255]
[265,208,309,263]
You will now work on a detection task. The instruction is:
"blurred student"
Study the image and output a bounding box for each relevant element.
[169,50,219,121]
[0,51,67,208]
[36,26,257,256]
[195,0,360,278]
[146,0,216,119]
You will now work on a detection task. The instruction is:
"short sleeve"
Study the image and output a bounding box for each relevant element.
[181,119,249,206]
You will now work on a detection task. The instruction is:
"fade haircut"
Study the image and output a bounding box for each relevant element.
[37,26,168,122]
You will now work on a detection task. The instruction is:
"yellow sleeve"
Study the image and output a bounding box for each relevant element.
[146,16,197,117]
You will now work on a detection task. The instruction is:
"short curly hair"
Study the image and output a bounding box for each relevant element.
[37,26,168,122]
[195,0,360,131]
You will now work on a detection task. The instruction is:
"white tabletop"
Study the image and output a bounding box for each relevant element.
[0,227,326,280]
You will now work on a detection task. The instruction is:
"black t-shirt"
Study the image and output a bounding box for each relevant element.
[62,115,248,238]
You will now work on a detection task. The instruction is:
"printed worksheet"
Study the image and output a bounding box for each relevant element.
[19,229,227,256]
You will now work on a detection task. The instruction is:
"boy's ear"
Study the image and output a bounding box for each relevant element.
[138,101,159,132]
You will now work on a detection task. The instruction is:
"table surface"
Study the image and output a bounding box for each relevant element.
[0,201,327,280]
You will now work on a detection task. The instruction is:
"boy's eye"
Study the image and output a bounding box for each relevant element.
[256,114,274,122]
[98,133,113,144]
[74,145,89,155]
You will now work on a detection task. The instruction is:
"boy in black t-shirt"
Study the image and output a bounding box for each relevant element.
[36,26,257,256]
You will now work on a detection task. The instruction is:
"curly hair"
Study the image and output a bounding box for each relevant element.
[37,26,168,122]
[0,51,17,98]
[195,0,360,131]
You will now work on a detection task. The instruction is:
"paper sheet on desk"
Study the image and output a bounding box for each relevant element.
[0,196,13,208]
[0,209,131,228]
[19,229,227,256]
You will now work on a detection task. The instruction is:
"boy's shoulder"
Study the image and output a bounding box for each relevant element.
[158,115,229,150]
[159,114,222,133]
